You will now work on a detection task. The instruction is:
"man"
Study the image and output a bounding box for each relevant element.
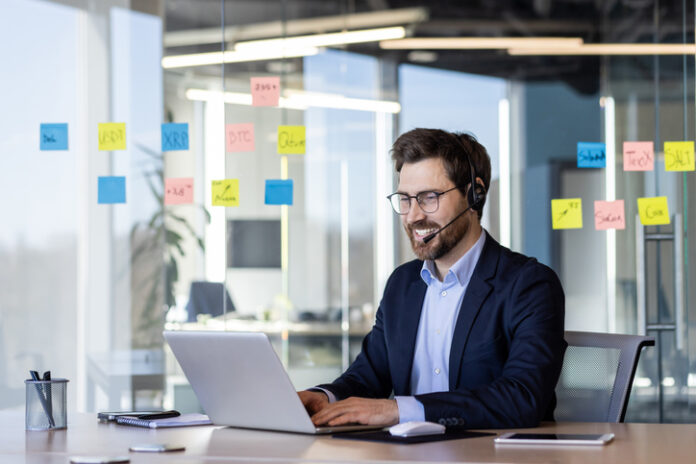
[299,128,566,429]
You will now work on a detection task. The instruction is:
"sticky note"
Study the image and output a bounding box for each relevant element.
[577,142,606,168]
[40,123,68,150]
[212,179,239,207]
[250,76,280,106]
[594,200,625,230]
[265,179,293,205]
[161,123,189,151]
[277,126,306,154]
[637,196,670,225]
[98,176,126,204]
[623,141,654,171]
[98,123,126,151]
[165,178,194,205]
[226,123,255,152]
[551,198,583,229]
[664,141,695,171]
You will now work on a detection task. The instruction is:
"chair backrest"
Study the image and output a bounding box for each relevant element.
[554,330,654,423]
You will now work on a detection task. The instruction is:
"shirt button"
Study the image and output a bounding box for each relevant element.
[435,368,441,375]
[436,329,441,335]
[441,291,447,297]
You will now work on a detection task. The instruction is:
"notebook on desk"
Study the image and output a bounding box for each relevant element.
[164,330,382,435]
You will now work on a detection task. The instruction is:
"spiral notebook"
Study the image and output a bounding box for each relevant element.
[115,413,211,429]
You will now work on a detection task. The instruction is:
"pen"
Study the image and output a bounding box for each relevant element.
[135,410,180,420]
[29,370,55,428]
[43,371,53,421]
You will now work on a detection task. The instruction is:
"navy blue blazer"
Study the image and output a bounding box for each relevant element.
[319,232,566,429]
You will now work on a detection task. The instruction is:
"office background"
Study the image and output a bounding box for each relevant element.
[1,0,695,424]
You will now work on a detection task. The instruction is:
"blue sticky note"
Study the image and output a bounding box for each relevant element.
[577,142,606,168]
[161,123,189,151]
[265,179,293,205]
[98,176,126,204]
[40,123,68,150]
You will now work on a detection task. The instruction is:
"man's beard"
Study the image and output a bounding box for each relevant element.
[406,213,470,261]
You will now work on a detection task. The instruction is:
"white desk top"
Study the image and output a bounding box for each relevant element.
[3,411,695,463]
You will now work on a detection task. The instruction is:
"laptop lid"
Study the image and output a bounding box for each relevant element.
[165,330,318,434]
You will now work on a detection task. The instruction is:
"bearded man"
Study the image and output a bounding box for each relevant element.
[299,128,566,429]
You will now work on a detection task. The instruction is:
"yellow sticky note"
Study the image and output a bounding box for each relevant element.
[211,179,239,207]
[551,198,583,229]
[637,196,670,225]
[98,123,126,151]
[277,126,306,154]
[664,141,695,171]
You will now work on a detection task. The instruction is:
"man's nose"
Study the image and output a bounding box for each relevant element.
[405,200,426,224]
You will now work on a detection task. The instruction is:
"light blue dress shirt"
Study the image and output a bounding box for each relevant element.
[394,229,486,422]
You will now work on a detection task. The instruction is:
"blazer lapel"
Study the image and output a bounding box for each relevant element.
[448,234,500,388]
[393,277,427,395]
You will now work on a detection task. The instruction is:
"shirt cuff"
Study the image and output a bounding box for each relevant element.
[394,396,425,423]
[308,387,337,403]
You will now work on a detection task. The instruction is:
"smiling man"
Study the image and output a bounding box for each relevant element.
[299,128,566,429]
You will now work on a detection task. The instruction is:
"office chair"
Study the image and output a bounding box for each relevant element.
[554,330,655,423]
[186,281,236,322]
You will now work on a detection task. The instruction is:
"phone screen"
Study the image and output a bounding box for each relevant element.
[506,433,607,440]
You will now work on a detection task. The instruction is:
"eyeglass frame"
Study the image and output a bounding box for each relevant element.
[386,186,459,215]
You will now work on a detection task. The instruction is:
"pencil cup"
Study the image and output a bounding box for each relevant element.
[25,378,68,430]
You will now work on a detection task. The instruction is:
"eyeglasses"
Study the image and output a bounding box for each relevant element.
[386,187,458,215]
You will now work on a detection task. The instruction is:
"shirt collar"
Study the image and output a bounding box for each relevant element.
[420,229,487,286]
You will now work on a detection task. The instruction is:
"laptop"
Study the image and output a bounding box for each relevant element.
[164,330,383,434]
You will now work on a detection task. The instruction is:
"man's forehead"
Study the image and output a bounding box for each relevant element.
[397,158,451,190]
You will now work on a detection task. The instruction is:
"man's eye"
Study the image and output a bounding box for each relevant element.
[420,192,438,201]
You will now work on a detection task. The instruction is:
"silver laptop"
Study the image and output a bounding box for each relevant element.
[164,330,383,434]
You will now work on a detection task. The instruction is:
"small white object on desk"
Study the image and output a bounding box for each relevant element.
[388,421,446,437]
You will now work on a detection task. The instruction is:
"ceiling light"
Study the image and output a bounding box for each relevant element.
[508,43,696,55]
[162,47,319,69]
[379,37,583,50]
[235,27,407,52]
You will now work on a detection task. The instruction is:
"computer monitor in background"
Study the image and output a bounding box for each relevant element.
[186,281,235,322]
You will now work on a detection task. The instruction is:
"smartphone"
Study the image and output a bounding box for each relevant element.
[494,432,615,446]
[128,443,186,453]
[97,411,161,422]
[69,456,130,463]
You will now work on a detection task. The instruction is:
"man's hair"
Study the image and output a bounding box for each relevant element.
[391,128,492,218]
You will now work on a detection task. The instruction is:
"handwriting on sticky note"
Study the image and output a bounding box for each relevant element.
[165,178,194,205]
[226,123,255,152]
[98,123,126,151]
[637,196,670,225]
[277,126,306,154]
[265,179,293,205]
[577,142,606,168]
[623,141,654,171]
[161,123,189,151]
[250,77,280,106]
[551,198,583,229]
[664,141,695,171]
[211,179,239,207]
[594,200,625,230]
[40,123,68,150]
[98,176,126,204]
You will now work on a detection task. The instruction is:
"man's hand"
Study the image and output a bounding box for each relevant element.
[310,397,399,427]
[298,390,329,416]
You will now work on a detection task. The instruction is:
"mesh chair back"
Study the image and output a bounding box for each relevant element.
[554,331,654,423]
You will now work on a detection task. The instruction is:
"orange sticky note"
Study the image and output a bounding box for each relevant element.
[664,141,695,171]
[551,198,582,230]
[250,77,280,106]
[623,141,654,171]
[226,123,255,152]
[212,179,239,207]
[594,200,625,230]
[165,178,194,205]
[277,126,306,154]
[637,196,670,225]
[98,123,126,151]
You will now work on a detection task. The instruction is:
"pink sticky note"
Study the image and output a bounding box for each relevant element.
[594,200,625,230]
[250,77,280,106]
[165,178,194,205]
[226,123,255,152]
[623,141,654,171]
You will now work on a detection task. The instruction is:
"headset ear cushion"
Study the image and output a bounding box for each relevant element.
[468,184,486,210]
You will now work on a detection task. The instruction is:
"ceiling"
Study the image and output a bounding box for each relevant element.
[162,0,696,95]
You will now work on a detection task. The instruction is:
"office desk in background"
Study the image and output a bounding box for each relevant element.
[3,412,695,463]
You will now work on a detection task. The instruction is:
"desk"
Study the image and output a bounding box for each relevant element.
[4,412,695,463]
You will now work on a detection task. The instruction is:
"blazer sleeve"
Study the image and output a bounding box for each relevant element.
[415,263,566,429]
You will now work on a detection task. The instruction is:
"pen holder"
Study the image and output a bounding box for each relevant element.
[25,378,68,430]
